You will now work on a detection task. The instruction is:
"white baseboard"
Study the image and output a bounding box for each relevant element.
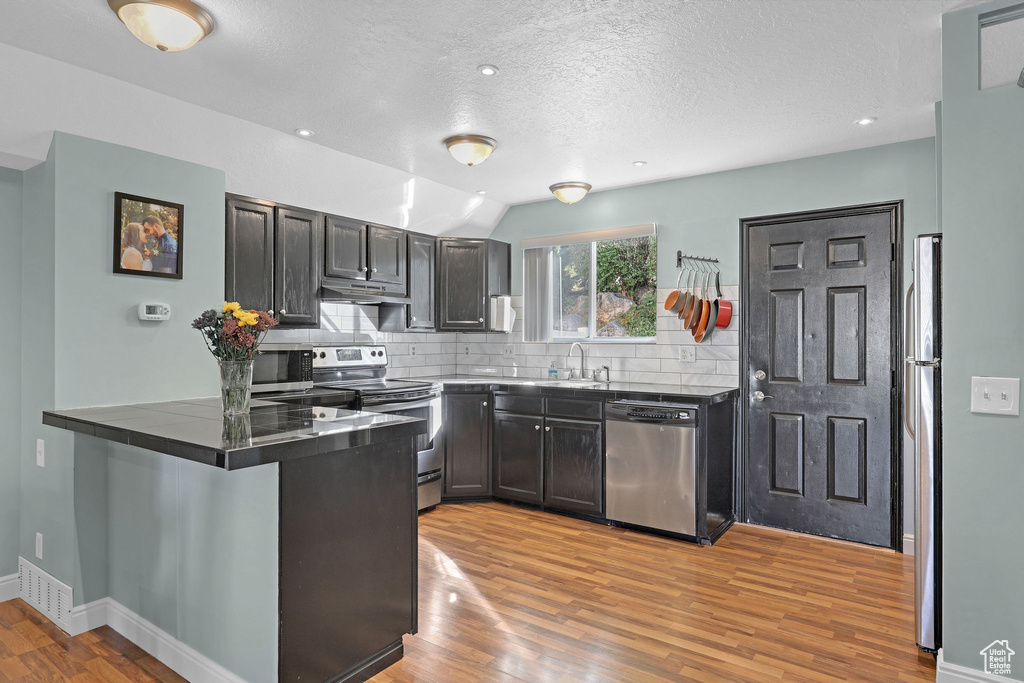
[0,573,17,602]
[903,533,915,556]
[70,598,247,683]
[937,648,1024,682]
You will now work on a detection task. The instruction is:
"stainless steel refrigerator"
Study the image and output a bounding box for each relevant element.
[907,234,942,652]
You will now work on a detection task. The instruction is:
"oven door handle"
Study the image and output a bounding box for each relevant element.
[362,395,440,412]
[417,471,442,485]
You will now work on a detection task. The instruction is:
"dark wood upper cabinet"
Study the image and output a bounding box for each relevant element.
[407,233,435,329]
[274,206,321,327]
[367,225,406,288]
[324,215,367,280]
[226,197,274,316]
[375,231,435,332]
[323,217,407,295]
[493,411,544,504]
[442,392,492,499]
[436,238,510,331]
[226,195,319,328]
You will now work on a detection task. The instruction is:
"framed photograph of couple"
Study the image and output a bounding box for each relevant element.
[112,191,184,279]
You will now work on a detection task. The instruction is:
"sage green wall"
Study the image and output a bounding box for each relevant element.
[18,132,278,680]
[491,137,937,537]
[0,167,23,577]
[491,138,936,294]
[939,1,1024,672]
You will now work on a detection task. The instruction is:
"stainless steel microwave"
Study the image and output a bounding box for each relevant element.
[251,343,314,393]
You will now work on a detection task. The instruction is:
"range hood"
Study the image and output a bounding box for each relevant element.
[319,282,410,305]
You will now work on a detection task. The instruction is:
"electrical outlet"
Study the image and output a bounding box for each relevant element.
[678,346,696,363]
[971,376,1020,416]
[36,439,44,468]
[35,533,42,560]
[409,344,417,356]
[464,346,471,356]
[503,347,515,357]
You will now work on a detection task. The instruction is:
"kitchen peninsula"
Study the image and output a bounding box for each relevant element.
[43,397,427,683]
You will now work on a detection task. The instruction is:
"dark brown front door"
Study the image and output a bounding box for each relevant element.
[742,202,900,548]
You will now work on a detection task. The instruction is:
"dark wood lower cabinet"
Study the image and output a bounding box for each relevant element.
[442,392,491,499]
[493,411,544,504]
[544,417,603,515]
[487,395,604,516]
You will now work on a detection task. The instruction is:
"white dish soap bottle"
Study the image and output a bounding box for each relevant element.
[548,361,558,380]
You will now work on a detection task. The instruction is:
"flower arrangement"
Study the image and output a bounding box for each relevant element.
[192,302,279,361]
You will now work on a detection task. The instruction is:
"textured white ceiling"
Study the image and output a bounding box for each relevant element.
[0,0,990,205]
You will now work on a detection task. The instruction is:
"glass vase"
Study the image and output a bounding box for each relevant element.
[218,359,253,416]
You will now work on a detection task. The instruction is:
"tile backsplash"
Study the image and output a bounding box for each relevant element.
[263,287,740,388]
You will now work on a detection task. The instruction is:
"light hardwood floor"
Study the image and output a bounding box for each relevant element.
[372,502,936,683]
[0,502,936,682]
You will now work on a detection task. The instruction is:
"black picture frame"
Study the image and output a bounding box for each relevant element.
[113,191,184,279]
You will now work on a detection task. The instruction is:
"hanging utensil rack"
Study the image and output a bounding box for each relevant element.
[676,251,719,268]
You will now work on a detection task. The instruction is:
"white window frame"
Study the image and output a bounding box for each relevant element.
[523,223,657,343]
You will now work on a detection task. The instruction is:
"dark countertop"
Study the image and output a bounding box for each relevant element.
[423,375,738,405]
[43,397,426,470]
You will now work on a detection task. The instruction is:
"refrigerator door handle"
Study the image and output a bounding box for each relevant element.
[904,283,915,438]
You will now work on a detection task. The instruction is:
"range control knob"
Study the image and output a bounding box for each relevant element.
[319,352,326,359]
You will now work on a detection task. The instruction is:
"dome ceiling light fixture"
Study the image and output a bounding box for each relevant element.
[477,64,499,76]
[549,182,592,205]
[108,0,215,53]
[443,135,497,166]
[855,116,877,126]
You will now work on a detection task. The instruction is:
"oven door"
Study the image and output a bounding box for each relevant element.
[360,395,442,475]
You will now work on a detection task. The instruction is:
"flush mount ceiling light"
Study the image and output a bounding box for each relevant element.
[477,64,499,76]
[549,182,592,204]
[443,135,497,166]
[632,160,647,167]
[855,117,877,126]
[108,0,214,52]
[475,190,487,195]
[295,128,314,137]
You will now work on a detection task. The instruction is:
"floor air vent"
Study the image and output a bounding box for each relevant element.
[18,557,73,632]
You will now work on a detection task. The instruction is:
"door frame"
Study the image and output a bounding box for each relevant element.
[737,200,904,551]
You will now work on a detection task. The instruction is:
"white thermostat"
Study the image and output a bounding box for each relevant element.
[137,302,172,321]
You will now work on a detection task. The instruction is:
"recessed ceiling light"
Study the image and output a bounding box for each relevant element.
[477,64,499,76]
[295,128,314,137]
[632,160,647,167]
[855,117,877,126]
[476,190,487,195]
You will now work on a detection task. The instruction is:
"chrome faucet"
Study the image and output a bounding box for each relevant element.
[567,342,586,379]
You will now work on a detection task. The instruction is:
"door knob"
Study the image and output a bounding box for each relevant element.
[535,425,540,431]
[478,318,484,323]
[753,391,774,402]
[372,268,378,273]
[545,426,550,432]
[482,401,488,407]
[754,370,766,381]
[279,309,287,315]
[360,266,368,272]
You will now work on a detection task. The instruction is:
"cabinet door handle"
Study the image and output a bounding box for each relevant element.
[411,317,417,321]
[360,267,368,272]
[478,318,484,323]
[545,426,550,432]
[482,401,488,407]
[535,425,540,431]
[372,268,378,273]
[279,309,287,315]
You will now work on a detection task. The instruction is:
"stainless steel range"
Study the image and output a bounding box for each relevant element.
[312,345,442,511]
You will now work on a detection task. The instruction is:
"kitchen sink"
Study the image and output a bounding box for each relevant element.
[547,380,604,388]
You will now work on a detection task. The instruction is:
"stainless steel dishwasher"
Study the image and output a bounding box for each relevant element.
[605,400,698,536]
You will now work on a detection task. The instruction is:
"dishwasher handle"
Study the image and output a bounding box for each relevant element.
[606,400,698,426]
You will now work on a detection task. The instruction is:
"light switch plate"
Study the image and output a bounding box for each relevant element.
[971,376,1020,416]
